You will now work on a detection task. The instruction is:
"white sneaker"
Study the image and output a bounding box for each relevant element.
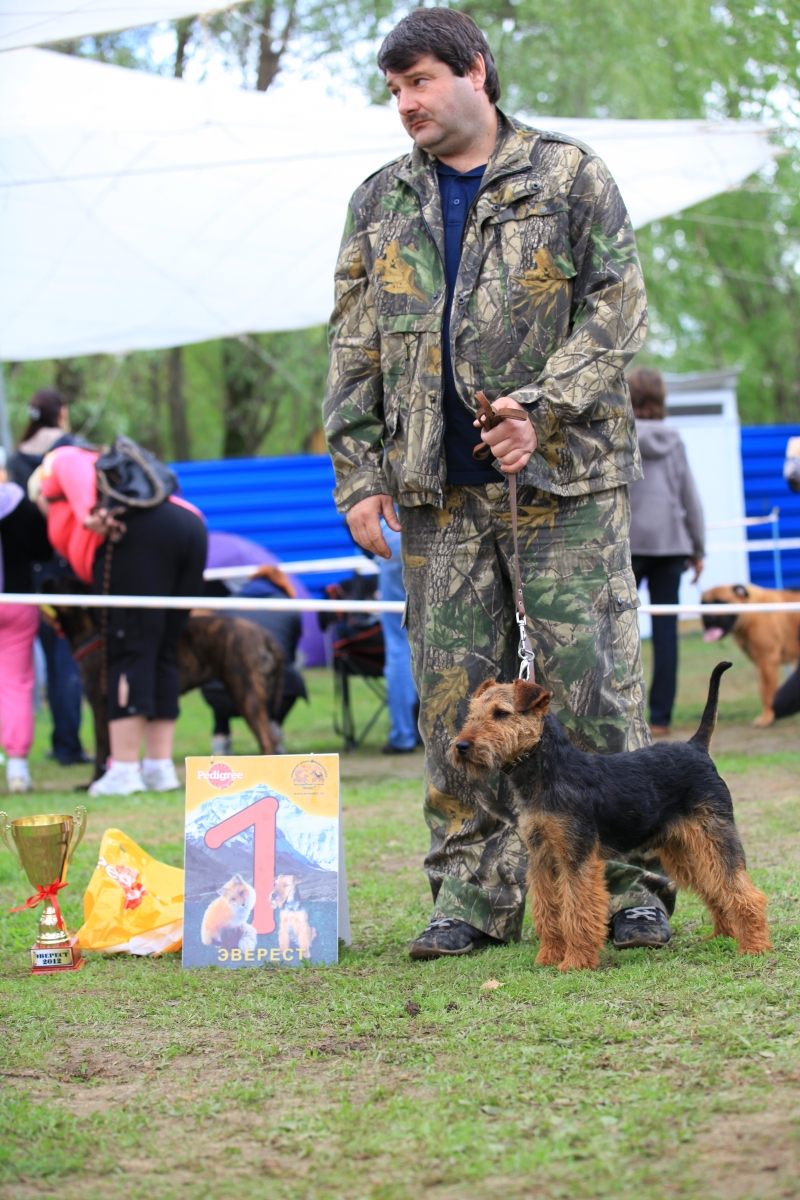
[7,758,31,793]
[141,758,181,792]
[6,758,31,793]
[211,734,232,756]
[88,761,146,797]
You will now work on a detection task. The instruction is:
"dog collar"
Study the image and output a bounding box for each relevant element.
[500,746,538,775]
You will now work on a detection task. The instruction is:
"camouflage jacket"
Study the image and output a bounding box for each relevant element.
[323,113,646,512]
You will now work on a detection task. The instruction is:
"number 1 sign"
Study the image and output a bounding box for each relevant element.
[182,755,348,969]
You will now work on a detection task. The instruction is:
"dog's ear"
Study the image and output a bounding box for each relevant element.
[513,679,551,714]
[474,679,499,698]
[733,584,749,599]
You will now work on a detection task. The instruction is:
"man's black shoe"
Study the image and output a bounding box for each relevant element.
[612,906,672,949]
[381,742,416,755]
[409,918,501,960]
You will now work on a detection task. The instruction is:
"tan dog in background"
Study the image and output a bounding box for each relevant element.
[701,584,800,725]
[269,874,316,957]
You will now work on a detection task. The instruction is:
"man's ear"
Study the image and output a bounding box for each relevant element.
[513,679,551,713]
[733,584,749,599]
[474,679,499,699]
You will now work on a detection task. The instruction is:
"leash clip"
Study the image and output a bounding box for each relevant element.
[516,610,534,681]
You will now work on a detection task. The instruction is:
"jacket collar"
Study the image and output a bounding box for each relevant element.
[393,110,534,196]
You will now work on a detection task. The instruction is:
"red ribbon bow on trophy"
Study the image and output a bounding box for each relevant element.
[9,878,68,926]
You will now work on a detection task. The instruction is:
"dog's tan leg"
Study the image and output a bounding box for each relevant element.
[660,823,771,955]
[527,844,566,967]
[278,917,290,954]
[557,852,608,971]
[754,655,780,726]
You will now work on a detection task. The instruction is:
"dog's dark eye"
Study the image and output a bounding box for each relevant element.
[493,709,510,720]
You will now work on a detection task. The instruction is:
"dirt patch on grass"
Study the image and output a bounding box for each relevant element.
[691,1085,800,1199]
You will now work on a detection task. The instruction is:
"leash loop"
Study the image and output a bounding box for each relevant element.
[472,392,536,684]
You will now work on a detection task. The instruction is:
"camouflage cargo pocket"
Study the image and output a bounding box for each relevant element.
[606,568,642,693]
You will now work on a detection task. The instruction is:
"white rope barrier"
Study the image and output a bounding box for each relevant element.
[2,593,799,616]
[705,509,779,530]
[706,538,800,553]
[204,555,377,581]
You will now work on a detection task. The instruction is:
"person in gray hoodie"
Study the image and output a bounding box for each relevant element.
[628,368,705,734]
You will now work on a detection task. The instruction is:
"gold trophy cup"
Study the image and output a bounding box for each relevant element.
[0,808,87,974]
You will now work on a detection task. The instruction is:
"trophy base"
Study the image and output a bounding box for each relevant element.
[30,937,84,975]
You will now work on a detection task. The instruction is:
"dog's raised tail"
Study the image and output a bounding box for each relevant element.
[689,662,732,749]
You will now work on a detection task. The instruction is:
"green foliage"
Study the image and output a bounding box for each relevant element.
[3,330,329,461]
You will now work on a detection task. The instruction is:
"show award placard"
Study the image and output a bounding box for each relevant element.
[182,756,348,969]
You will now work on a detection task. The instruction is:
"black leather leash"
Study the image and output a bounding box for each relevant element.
[473,391,536,682]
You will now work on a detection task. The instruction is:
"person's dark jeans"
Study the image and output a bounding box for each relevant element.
[38,618,86,763]
[631,555,688,728]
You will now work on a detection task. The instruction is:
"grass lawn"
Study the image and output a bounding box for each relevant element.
[1,633,799,1200]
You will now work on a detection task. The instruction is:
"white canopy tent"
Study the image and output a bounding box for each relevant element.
[0,46,779,363]
[0,2,229,51]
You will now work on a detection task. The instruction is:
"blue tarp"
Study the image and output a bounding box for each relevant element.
[740,425,800,588]
[172,454,358,596]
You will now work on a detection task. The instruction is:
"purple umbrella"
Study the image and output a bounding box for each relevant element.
[205,531,326,668]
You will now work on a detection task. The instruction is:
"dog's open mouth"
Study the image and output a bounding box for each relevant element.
[701,612,737,643]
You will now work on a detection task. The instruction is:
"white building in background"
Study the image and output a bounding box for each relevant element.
[637,368,749,638]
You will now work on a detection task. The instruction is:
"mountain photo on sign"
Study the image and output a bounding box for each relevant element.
[183,759,339,968]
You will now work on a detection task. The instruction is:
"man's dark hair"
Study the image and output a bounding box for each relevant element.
[377,9,501,104]
[627,368,666,420]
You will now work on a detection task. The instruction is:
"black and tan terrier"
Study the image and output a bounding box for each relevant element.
[452,663,770,971]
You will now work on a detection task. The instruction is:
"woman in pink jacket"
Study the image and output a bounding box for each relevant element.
[0,482,52,792]
[38,446,206,796]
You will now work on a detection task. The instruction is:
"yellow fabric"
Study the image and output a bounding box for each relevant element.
[77,827,184,954]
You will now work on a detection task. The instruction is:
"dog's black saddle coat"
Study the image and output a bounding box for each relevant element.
[505,664,741,869]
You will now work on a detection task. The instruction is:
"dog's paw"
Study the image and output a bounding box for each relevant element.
[535,944,565,967]
[752,712,775,727]
[558,952,600,972]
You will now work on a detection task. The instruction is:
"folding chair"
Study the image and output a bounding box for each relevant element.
[323,577,387,752]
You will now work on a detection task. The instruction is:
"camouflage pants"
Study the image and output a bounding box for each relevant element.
[400,482,675,942]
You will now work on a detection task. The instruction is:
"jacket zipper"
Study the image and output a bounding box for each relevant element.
[403,163,530,501]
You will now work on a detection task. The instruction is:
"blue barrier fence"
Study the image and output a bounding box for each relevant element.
[171,454,356,595]
[740,425,800,589]
[174,426,800,593]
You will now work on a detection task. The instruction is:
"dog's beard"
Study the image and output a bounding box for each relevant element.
[450,742,496,777]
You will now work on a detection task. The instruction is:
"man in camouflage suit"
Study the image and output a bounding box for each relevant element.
[324,7,676,958]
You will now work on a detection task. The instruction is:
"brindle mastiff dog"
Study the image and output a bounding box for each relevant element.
[43,581,284,782]
[701,583,800,726]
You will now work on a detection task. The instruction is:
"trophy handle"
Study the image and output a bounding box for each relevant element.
[67,806,88,865]
[0,812,22,869]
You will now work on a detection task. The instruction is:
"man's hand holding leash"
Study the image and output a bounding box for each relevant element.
[474,396,537,475]
[346,398,535,559]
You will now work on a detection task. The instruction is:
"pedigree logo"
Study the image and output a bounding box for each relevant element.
[197,762,243,790]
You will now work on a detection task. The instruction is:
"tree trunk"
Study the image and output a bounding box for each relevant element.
[54,359,85,405]
[167,346,190,460]
[256,0,296,91]
[174,18,194,78]
[146,354,164,458]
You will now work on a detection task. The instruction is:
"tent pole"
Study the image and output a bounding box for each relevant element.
[0,365,12,466]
